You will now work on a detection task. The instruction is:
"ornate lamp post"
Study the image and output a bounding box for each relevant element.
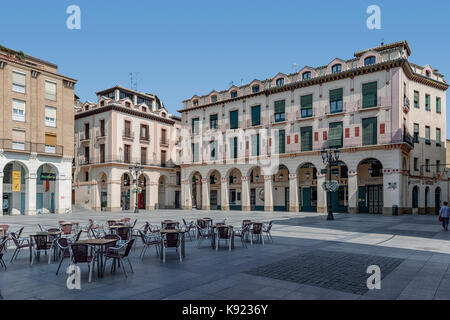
[321,148,340,221]
[129,163,144,213]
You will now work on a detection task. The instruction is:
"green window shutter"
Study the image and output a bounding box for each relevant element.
[192,118,199,134]
[252,106,261,126]
[229,138,234,158]
[330,88,343,102]
[436,98,441,113]
[301,95,313,109]
[210,114,218,128]
[274,100,285,114]
[362,117,377,146]
[230,110,238,129]
[436,129,441,145]
[192,143,199,162]
[301,126,313,151]
[251,134,260,156]
[278,130,285,154]
[328,122,343,148]
[362,82,377,108]
[234,137,238,158]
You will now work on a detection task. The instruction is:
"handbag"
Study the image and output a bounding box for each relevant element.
[439,215,443,222]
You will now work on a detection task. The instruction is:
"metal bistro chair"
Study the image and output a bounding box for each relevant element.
[234,224,250,248]
[60,224,73,236]
[249,223,264,245]
[9,232,30,263]
[139,230,161,259]
[70,243,96,283]
[116,227,131,244]
[263,221,274,243]
[162,233,183,263]
[196,223,212,248]
[0,237,8,270]
[55,238,71,275]
[216,226,233,251]
[182,219,195,241]
[31,234,53,265]
[103,239,135,278]
[132,222,150,243]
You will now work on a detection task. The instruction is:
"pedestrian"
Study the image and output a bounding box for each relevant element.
[439,201,450,231]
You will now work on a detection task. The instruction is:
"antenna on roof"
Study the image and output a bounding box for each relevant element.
[380,38,385,46]
[229,81,234,87]
[293,63,298,73]
[129,72,139,91]
[240,78,244,86]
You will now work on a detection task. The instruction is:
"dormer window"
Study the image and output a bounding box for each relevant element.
[302,72,311,80]
[162,113,167,118]
[85,106,89,111]
[193,100,199,107]
[331,64,342,74]
[100,101,105,107]
[231,91,238,98]
[364,56,376,66]
[276,78,284,87]
[125,102,131,108]
[211,95,217,103]
[142,107,147,113]
[252,85,260,93]
[426,70,431,77]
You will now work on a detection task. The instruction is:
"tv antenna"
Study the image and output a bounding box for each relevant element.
[129,72,139,91]
[293,63,299,73]
[228,81,234,87]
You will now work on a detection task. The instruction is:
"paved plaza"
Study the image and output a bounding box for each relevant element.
[1,209,450,300]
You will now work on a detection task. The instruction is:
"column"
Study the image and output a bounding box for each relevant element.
[130,185,137,211]
[202,178,210,210]
[348,171,358,214]
[241,176,250,211]
[264,175,273,211]
[107,181,121,212]
[146,181,158,210]
[383,171,402,215]
[181,180,192,210]
[55,176,72,214]
[289,174,299,212]
[316,174,327,213]
[26,174,37,216]
[220,177,229,211]
[0,173,3,216]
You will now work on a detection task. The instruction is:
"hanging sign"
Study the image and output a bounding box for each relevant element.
[12,171,21,192]
[40,173,56,181]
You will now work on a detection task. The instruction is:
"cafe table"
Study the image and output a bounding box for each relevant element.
[29,231,62,263]
[76,238,118,278]
[159,229,185,261]
[210,225,235,250]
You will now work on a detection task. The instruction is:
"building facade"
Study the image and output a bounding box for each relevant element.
[0,46,77,215]
[72,86,182,212]
[178,41,448,215]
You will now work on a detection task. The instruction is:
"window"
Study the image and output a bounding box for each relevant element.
[362,117,378,146]
[425,94,430,111]
[124,145,131,163]
[161,129,167,144]
[140,147,147,165]
[192,143,199,162]
[414,158,419,171]
[301,94,313,118]
[251,105,261,126]
[12,129,25,151]
[426,70,431,77]
[12,71,26,93]
[100,119,105,137]
[45,133,57,153]
[45,80,56,101]
[412,187,419,208]
[425,126,431,144]
[302,72,311,80]
[192,118,200,134]
[210,141,217,161]
[274,100,285,122]
[211,95,217,103]
[414,91,419,108]
[210,114,218,130]
[362,82,378,108]
[331,64,342,73]
[426,159,430,172]
[330,88,343,113]
[301,126,313,152]
[84,123,90,139]
[277,130,286,154]
[252,85,260,93]
[251,134,260,156]
[437,160,441,173]
[137,96,152,107]
[45,106,56,127]
[230,110,239,129]
[328,122,343,148]
[85,172,89,182]
[230,137,238,159]
[436,128,441,147]
[276,78,284,87]
[124,120,131,138]
[161,150,166,167]
[142,107,147,113]
[140,124,149,141]
[193,100,199,107]
[12,99,25,122]
[120,91,133,101]
[100,144,105,163]
[364,56,376,66]
[436,97,441,113]
[230,91,238,98]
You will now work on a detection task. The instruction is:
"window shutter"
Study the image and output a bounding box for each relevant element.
[251,135,258,156]
[362,82,377,108]
[279,130,285,153]
[301,127,312,151]
[13,71,26,86]
[328,122,343,148]
[45,81,56,100]
[252,106,260,126]
[301,95,313,110]
[13,99,25,111]
[45,133,57,146]
[330,88,343,102]
[45,106,56,119]
[362,118,377,146]
[274,100,285,114]
[230,111,238,129]
[12,129,25,142]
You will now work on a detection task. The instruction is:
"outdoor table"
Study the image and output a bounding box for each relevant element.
[76,238,117,278]
[161,221,179,229]
[159,229,185,261]
[29,231,62,263]
[108,225,131,235]
[210,225,234,250]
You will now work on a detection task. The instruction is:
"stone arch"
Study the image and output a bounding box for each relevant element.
[272,165,290,211]
[95,171,108,211]
[297,162,318,212]
[36,163,59,214]
[158,174,170,209]
[228,168,242,210]
[190,171,203,209]
[120,172,132,211]
[207,169,221,210]
[357,158,384,214]
[2,161,30,215]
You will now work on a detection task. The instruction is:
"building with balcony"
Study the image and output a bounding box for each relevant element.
[73,86,182,211]
[178,41,448,215]
[0,46,77,215]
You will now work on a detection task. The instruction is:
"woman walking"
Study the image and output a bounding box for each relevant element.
[439,201,450,231]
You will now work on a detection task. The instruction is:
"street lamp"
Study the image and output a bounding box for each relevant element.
[321,148,340,221]
[129,163,144,213]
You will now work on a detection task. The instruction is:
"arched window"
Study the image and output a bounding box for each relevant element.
[193,100,199,107]
[252,85,260,93]
[125,102,131,108]
[142,107,147,113]
[364,56,376,66]
[426,70,431,77]
[412,186,419,208]
[331,64,342,74]
[302,72,311,80]
[276,78,284,87]
[230,91,238,98]
[211,95,217,103]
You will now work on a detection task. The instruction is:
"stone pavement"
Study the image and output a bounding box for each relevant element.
[1,208,450,300]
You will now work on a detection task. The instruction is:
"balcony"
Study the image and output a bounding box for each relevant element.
[403,97,410,111]
[96,130,107,140]
[140,135,150,143]
[122,130,134,141]
[160,138,169,146]
[403,128,415,148]
[80,132,90,142]
[0,139,64,156]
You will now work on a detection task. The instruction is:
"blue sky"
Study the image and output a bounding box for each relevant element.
[1,0,449,133]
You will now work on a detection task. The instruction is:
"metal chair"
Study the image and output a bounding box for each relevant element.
[103,239,135,278]
[263,221,273,243]
[70,243,96,283]
[196,224,212,248]
[182,219,195,241]
[249,223,264,245]
[139,230,161,259]
[55,238,71,275]
[0,237,8,270]
[9,232,30,263]
[31,234,53,265]
[162,233,182,263]
[216,226,233,251]
[234,224,250,248]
